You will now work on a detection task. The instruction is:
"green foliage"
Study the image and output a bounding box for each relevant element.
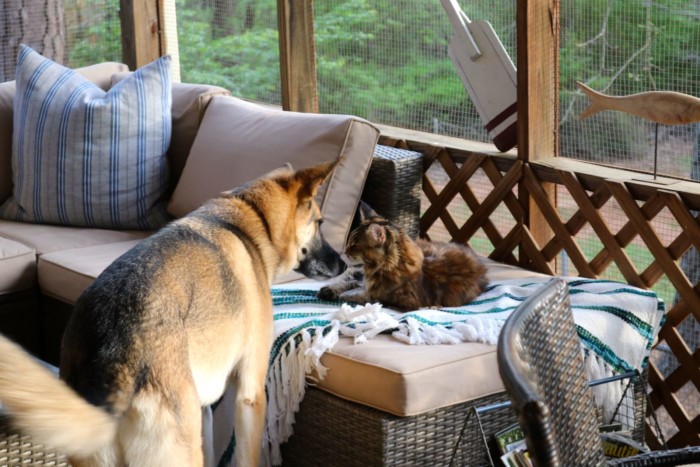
[177,4,281,102]
[313,0,478,133]
[169,0,481,132]
[64,0,700,156]
[66,9,121,67]
[314,0,378,51]
[559,0,700,164]
[561,0,700,94]
[319,58,472,133]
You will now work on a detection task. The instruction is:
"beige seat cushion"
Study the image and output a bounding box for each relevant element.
[317,335,501,417]
[0,220,150,256]
[38,240,145,304]
[0,237,36,295]
[39,238,547,416]
[314,258,548,416]
[167,95,380,253]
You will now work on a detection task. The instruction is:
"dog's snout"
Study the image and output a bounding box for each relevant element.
[296,239,347,280]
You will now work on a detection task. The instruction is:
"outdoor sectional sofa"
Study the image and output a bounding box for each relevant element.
[0,56,658,466]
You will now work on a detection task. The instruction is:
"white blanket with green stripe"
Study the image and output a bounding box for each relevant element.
[209,276,665,467]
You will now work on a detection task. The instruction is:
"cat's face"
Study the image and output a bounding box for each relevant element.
[345,220,390,264]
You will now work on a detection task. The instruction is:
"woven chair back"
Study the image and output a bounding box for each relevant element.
[497,278,606,467]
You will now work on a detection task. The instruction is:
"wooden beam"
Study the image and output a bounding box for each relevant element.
[120,0,162,70]
[277,0,318,112]
[516,0,559,271]
[159,0,181,82]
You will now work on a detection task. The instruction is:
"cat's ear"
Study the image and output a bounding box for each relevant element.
[359,201,380,222]
[368,223,386,246]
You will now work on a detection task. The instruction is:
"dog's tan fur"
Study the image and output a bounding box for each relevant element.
[0,161,344,467]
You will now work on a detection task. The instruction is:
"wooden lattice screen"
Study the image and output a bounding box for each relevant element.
[379,130,700,448]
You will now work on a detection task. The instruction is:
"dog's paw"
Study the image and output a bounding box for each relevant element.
[317,286,340,301]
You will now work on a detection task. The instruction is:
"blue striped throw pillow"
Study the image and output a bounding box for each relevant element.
[0,45,172,230]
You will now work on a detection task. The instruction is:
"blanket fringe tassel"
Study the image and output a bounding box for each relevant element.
[264,320,341,466]
[583,350,635,428]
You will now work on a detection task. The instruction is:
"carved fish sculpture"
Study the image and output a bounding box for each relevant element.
[577,81,700,125]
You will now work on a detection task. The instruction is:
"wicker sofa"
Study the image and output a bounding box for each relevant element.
[0,59,388,365]
[0,57,655,467]
[0,57,461,465]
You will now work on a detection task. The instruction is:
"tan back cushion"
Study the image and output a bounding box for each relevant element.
[167,83,231,185]
[167,95,380,252]
[0,61,128,205]
[72,61,129,91]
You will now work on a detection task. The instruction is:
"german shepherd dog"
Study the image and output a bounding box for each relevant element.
[0,161,345,466]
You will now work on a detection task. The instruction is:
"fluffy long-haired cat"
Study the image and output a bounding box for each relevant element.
[319,203,489,310]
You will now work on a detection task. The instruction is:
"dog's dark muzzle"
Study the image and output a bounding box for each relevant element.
[296,239,347,280]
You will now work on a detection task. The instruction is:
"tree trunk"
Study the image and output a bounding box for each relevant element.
[212,0,236,38]
[0,0,66,82]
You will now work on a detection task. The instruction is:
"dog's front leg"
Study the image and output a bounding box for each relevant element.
[234,350,269,467]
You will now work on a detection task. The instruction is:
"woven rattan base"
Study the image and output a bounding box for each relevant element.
[280,387,514,467]
[0,417,70,466]
[0,374,649,466]
[281,371,650,467]
[361,145,422,239]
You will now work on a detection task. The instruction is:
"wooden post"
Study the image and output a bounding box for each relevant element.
[159,0,181,82]
[516,0,559,271]
[277,0,318,113]
[120,0,162,70]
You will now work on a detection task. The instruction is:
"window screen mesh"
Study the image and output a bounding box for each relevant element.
[177,0,281,103]
[1,0,121,82]
[561,2,700,430]
[560,0,700,181]
[314,0,516,141]
[175,0,517,143]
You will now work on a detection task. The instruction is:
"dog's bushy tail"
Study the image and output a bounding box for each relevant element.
[0,335,117,458]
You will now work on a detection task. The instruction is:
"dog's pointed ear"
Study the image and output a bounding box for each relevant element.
[264,163,294,179]
[295,158,341,203]
[367,223,386,246]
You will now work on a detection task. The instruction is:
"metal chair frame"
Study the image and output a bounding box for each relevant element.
[497,278,700,467]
